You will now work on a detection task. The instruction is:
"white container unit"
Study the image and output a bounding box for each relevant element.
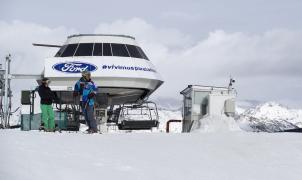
[180,85,236,132]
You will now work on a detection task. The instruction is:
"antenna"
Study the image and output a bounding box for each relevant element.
[228,76,235,91]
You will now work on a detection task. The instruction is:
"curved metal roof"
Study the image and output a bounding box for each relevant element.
[67,34,135,40]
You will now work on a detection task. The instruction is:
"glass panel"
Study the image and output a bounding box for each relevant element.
[126,44,143,58]
[55,45,67,57]
[61,44,78,57]
[137,46,149,60]
[184,93,192,117]
[93,43,102,56]
[201,99,208,116]
[74,43,93,56]
[111,43,130,57]
[103,43,112,56]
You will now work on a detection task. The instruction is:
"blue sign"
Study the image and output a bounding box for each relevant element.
[52,62,97,73]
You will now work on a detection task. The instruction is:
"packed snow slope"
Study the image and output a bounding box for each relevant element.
[1,130,302,180]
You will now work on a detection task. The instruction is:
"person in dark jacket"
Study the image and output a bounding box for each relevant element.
[38,78,55,132]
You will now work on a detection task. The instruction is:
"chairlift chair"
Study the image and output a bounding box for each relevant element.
[117,101,159,130]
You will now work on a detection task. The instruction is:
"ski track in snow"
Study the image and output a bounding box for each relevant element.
[1,130,302,180]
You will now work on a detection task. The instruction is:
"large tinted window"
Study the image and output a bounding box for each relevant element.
[93,43,102,56]
[103,43,112,56]
[61,44,78,57]
[55,45,67,57]
[56,43,149,60]
[137,46,149,60]
[126,45,142,58]
[111,43,130,57]
[74,43,93,56]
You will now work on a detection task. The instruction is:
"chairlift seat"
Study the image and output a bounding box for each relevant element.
[118,120,159,130]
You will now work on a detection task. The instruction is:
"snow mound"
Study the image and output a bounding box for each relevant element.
[235,106,246,115]
[191,115,241,133]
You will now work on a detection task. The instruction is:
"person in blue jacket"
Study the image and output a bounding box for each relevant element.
[73,70,98,133]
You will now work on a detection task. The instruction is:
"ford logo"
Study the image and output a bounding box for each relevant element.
[52,62,97,73]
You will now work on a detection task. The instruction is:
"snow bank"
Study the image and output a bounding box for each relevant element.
[191,115,241,133]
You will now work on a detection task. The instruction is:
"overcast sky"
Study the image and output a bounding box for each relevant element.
[1,0,302,108]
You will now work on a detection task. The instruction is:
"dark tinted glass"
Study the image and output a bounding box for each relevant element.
[61,44,78,57]
[137,47,149,60]
[55,45,67,57]
[111,43,130,57]
[103,43,112,56]
[126,45,143,58]
[74,43,93,56]
[93,43,102,56]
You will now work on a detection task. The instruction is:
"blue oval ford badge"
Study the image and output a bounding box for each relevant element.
[52,62,97,73]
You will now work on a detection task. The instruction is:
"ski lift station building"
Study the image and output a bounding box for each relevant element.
[18,34,164,132]
[180,85,236,132]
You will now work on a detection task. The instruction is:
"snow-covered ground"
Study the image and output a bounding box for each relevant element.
[1,130,302,180]
[2,100,302,180]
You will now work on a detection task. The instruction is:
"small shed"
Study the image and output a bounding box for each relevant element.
[180,84,236,132]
